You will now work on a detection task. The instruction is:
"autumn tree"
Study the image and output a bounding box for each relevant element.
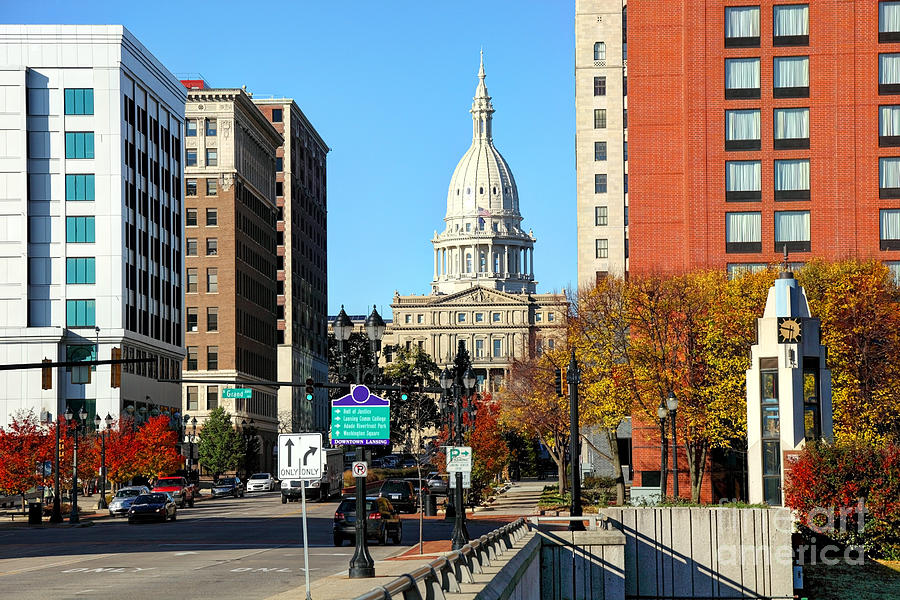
[102,421,140,486]
[465,393,510,499]
[0,411,51,511]
[383,345,441,450]
[134,416,183,479]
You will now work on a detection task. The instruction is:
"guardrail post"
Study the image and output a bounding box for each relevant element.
[425,566,446,600]
[454,549,475,583]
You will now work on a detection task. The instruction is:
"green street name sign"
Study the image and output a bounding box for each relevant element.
[222,388,252,399]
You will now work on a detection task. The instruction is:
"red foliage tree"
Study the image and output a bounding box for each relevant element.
[0,411,51,511]
[466,393,509,496]
[102,421,141,486]
[133,416,182,480]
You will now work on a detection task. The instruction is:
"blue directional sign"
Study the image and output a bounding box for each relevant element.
[330,385,390,446]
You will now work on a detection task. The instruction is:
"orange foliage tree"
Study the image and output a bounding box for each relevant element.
[0,411,51,511]
[465,393,509,499]
[133,416,183,480]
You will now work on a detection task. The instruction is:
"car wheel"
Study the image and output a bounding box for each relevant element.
[282,496,287,504]
[393,524,403,545]
[333,534,343,547]
[379,526,388,546]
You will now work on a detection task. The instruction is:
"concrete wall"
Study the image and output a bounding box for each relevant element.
[538,530,626,600]
[602,507,794,599]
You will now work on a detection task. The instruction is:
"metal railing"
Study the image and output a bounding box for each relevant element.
[527,514,609,530]
[352,517,528,600]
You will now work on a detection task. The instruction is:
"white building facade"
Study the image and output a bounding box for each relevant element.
[0,26,186,426]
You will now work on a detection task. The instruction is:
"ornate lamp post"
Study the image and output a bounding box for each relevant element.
[93,413,114,509]
[49,410,63,523]
[125,404,136,432]
[64,406,88,523]
[187,416,197,470]
[657,401,669,498]
[333,304,385,579]
[241,418,257,477]
[439,343,476,551]
[667,391,679,499]
[567,350,585,531]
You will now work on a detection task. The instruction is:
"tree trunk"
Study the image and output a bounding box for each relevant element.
[601,429,625,505]
[547,444,566,496]
[686,442,708,503]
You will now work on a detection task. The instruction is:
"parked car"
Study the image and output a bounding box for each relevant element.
[376,479,416,513]
[404,478,431,500]
[211,477,244,498]
[151,476,194,508]
[426,472,449,495]
[381,455,400,469]
[127,492,177,523]
[333,496,402,546]
[108,486,150,517]
[246,473,276,492]
[399,457,418,469]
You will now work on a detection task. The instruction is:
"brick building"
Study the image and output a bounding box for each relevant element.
[629,0,900,281]
[181,84,282,473]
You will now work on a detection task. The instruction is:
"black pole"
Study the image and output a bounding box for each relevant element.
[659,418,668,498]
[69,425,79,523]
[98,431,108,509]
[349,443,374,577]
[50,419,62,523]
[450,382,468,550]
[568,350,585,531]
[671,410,679,499]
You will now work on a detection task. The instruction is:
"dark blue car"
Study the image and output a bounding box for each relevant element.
[128,493,177,523]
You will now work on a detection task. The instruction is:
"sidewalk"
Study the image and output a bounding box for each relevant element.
[473,479,545,517]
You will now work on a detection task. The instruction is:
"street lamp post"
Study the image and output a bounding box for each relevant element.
[667,391,679,499]
[188,416,197,470]
[94,413,114,509]
[333,304,385,579]
[439,343,476,551]
[657,401,669,499]
[64,406,88,523]
[567,350,585,531]
[49,411,63,523]
[241,418,257,477]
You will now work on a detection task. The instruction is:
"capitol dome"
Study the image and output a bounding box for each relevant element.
[431,52,536,296]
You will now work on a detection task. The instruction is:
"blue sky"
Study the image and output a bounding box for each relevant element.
[8,1,576,319]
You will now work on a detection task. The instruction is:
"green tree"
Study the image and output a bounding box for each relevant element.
[382,346,441,449]
[197,407,245,480]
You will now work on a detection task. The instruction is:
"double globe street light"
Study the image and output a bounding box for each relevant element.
[63,405,88,523]
[93,413,114,509]
[657,391,680,498]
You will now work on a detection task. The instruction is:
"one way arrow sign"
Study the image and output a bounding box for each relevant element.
[278,433,322,481]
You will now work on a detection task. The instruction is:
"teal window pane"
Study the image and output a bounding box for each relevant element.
[66,218,76,242]
[66,175,76,200]
[85,174,94,200]
[86,300,95,325]
[66,258,95,284]
[65,217,95,243]
[66,259,74,284]
[84,89,93,114]
[74,90,84,115]
[85,217,94,242]
[66,301,74,325]
[65,89,75,114]
[84,133,93,158]
[76,175,85,199]
[86,258,95,282]
[65,133,75,158]
[75,134,84,158]
[67,299,96,327]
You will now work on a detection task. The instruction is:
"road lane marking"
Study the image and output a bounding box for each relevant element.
[191,546,285,571]
[0,554,114,577]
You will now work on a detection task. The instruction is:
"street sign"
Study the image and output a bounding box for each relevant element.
[352,461,368,478]
[446,446,473,472]
[223,388,252,399]
[449,471,471,489]
[278,433,322,481]
[330,385,390,446]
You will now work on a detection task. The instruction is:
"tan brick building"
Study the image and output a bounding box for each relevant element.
[181,84,282,473]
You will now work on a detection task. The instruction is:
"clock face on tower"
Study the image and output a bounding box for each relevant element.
[777,317,802,344]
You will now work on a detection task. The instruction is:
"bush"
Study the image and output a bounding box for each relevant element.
[583,476,617,490]
[784,440,900,559]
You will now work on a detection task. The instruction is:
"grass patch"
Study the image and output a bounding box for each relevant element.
[803,559,900,600]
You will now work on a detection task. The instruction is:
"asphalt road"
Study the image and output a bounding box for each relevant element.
[0,491,509,600]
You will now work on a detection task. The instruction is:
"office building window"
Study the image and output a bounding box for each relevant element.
[186,307,198,332]
[187,268,198,293]
[206,238,218,256]
[206,149,217,166]
[64,89,94,115]
[725,58,761,99]
[207,307,218,331]
[623,75,627,96]
[65,174,95,201]
[206,178,217,195]
[594,109,607,129]
[186,208,198,226]
[595,174,607,193]
[186,120,197,137]
[774,210,811,252]
[725,160,761,201]
[774,159,810,200]
[774,56,809,98]
[66,216,95,243]
[773,4,809,46]
[206,208,218,226]
[207,346,218,370]
[66,258,95,284]
[185,178,197,196]
[187,385,198,409]
[774,108,809,149]
[888,261,900,283]
[66,299,95,327]
[881,106,900,146]
[205,119,217,136]
[271,108,283,122]
[207,268,218,292]
[186,350,198,372]
[596,238,609,258]
[623,108,627,128]
[493,339,502,358]
[65,132,94,159]
[725,6,760,47]
[880,54,900,94]
[276,181,283,196]
[881,2,900,42]
[881,209,900,249]
[594,41,606,61]
[276,157,283,171]
[595,141,607,161]
[186,149,197,166]
[624,141,628,161]
[726,212,762,253]
[186,238,198,256]
[727,263,767,279]
[595,206,608,226]
[594,76,606,96]
[880,157,900,198]
[207,386,219,410]
[725,109,761,150]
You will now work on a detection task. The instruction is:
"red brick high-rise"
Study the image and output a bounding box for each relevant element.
[630,1,900,279]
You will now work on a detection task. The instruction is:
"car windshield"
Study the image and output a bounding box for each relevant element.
[115,489,141,498]
[133,494,165,505]
[250,473,269,479]
[156,479,180,486]
[217,478,236,485]
[381,481,408,494]
[337,500,376,513]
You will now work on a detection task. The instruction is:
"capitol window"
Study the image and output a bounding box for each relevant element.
[475,313,484,322]
[405,314,411,323]
[458,313,467,323]
[466,253,473,272]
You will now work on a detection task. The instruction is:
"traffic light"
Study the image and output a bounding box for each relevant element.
[42,358,52,390]
[554,368,562,396]
[400,378,410,401]
[305,378,315,401]
[110,347,122,388]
